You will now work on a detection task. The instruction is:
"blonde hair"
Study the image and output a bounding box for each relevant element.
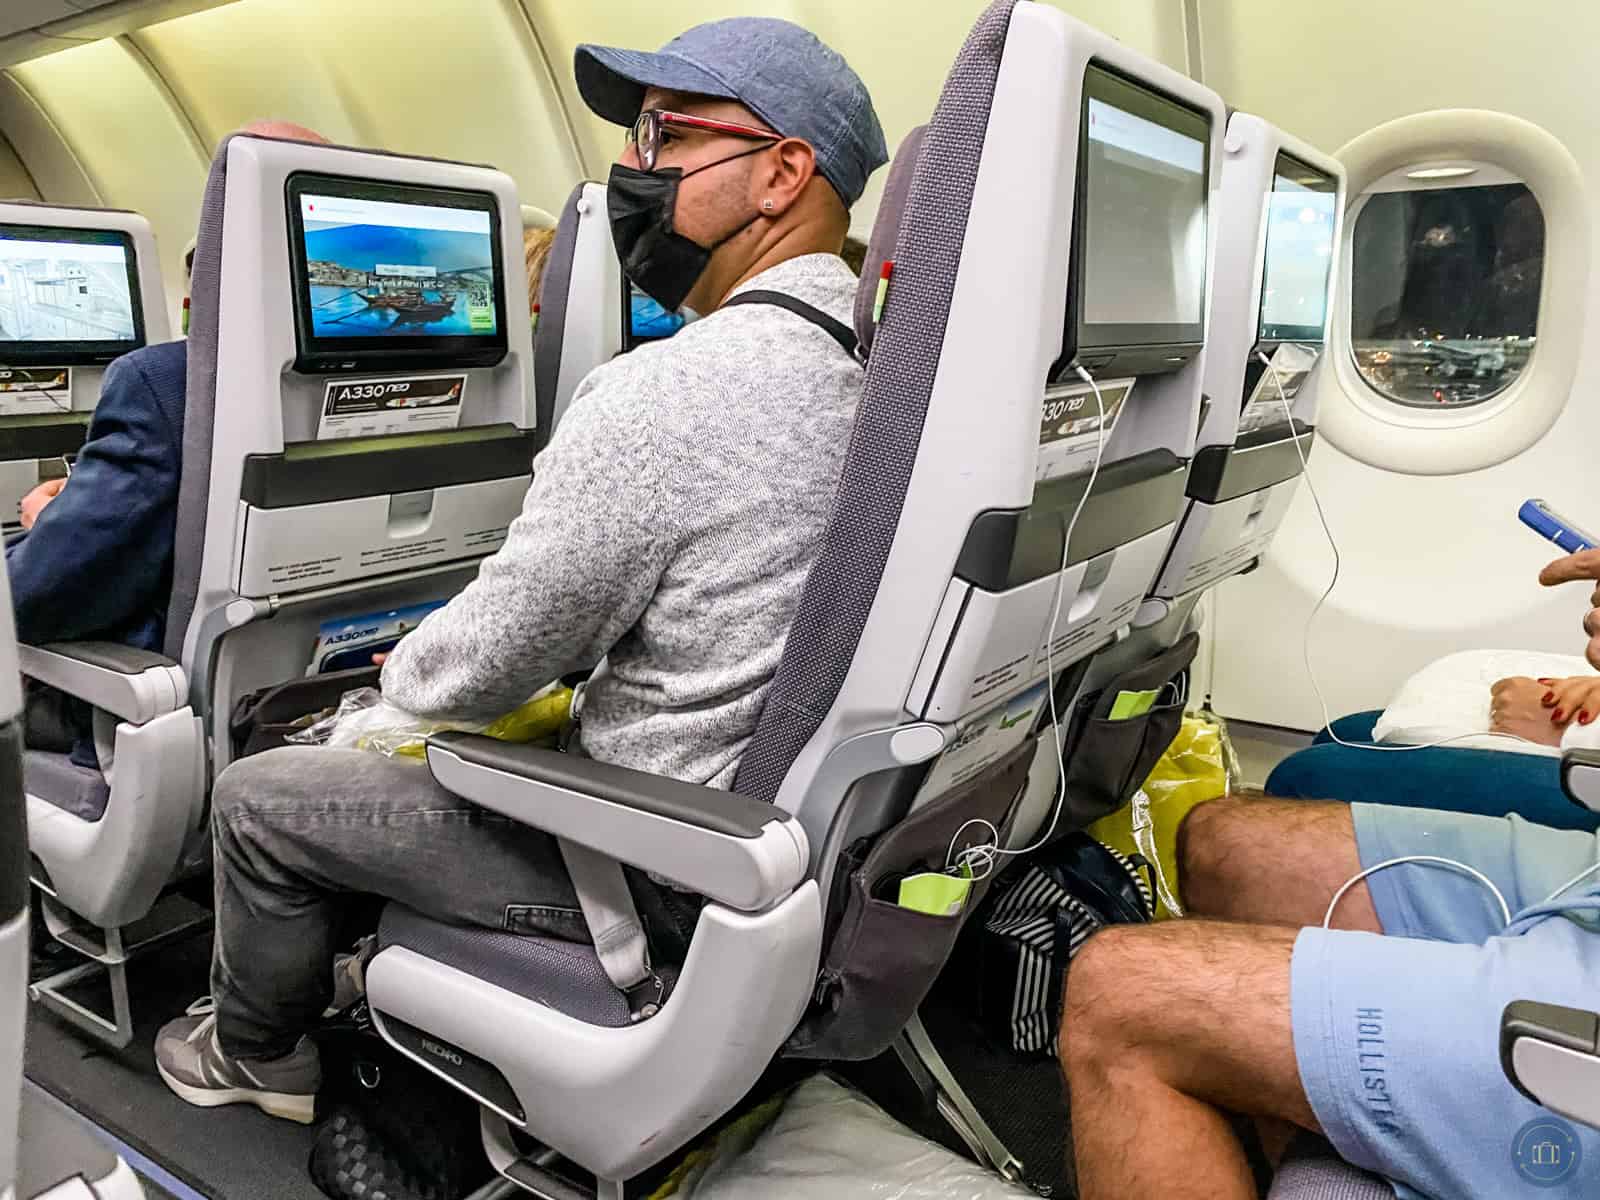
[524,226,557,317]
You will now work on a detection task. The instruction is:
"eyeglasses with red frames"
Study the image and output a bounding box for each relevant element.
[627,109,782,172]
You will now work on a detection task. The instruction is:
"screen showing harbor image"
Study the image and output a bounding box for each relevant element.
[288,174,507,371]
[1259,154,1338,343]
[0,224,142,364]
[621,278,686,351]
[1077,67,1209,349]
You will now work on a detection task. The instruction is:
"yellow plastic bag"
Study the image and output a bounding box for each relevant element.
[1087,713,1229,919]
[388,686,574,761]
[290,684,575,761]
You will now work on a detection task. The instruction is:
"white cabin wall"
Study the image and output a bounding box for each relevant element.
[0,72,98,207]
[0,130,40,201]
[1197,0,1600,730]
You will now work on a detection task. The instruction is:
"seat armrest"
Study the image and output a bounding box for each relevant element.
[1501,1000,1600,1130]
[18,641,188,725]
[426,733,809,911]
[1561,750,1600,813]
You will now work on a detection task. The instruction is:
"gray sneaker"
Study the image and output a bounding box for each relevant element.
[155,997,321,1124]
[323,935,376,1017]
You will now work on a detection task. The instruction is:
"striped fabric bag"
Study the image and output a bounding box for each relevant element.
[978,833,1154,1056]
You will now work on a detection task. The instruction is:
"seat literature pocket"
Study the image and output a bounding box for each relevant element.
[1058,631,1198,832]
[785,740,1035,1061]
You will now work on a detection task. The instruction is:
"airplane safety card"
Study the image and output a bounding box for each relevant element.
[1238,341,1315,436]
[317,374,467,440]
[1036,377,1134,482]
[0,367,72,416]
[915,679,1049,806]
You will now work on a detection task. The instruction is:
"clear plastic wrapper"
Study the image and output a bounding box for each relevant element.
[287,684,573,761]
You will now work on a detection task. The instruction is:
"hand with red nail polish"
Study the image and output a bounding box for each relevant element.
[1491,676,1567,747]
[1540,677,1600,739]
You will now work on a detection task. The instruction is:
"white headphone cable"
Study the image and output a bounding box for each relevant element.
[1257,350,1535,755]
[946,364,1109,879]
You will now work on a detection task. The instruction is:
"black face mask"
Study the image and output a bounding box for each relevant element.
[607,146,768,313]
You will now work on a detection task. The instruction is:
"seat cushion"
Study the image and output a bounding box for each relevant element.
[24,750,109,821]
[1269,1136,1395,1199]
[378,904,631,1028]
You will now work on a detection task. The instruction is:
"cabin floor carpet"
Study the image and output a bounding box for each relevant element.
[24,929,327,1200]
[917,994,1076,1198]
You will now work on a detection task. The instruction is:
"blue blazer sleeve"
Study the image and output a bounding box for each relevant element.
[5,351,182,646]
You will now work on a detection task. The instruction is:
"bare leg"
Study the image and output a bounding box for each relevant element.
[1178,794,1381,932]
[1062,921,1319,1200]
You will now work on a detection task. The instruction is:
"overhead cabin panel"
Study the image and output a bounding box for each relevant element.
[135,0,584,215]
[0,1,230,70]
[0,4,82,41]
[9,37,207,325]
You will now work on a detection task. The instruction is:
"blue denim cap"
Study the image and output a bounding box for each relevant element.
[575,18,888,207]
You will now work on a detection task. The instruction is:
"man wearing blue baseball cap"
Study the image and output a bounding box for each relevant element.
[575,17,886,315]
[156,20,889,1120]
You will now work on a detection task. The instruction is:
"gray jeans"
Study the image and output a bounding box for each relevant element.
[208,746,585,1059]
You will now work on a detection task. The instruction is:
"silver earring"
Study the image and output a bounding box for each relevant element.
[761,199,775,211]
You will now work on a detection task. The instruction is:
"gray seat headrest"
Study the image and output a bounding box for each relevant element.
[853,125,929,354]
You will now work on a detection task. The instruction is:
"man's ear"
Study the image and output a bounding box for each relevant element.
[752,138,818,217]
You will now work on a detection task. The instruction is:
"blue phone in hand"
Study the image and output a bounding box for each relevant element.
[1521,499,1600,554]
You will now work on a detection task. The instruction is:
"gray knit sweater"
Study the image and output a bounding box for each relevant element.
[381,252,862,787]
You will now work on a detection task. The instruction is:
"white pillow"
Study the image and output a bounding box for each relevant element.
[1371,649,1597,756]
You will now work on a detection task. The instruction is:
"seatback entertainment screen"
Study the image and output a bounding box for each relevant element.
[1070,65,1210,362]
[1259,153,1338,344]
[287,174,508,373]
[619,277,686,352]
[0,223,144,366]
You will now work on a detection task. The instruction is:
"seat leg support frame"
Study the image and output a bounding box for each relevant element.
[28,890,213,1049]
[898,1012,1025,1182]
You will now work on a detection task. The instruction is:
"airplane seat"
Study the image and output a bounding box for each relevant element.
[531,181,620,441]
[1503,999,1600,1133]
[359,3,1223,1192]
[0,202,170,534]
[1068,118,1346,794]
[24,131,536,1048]
[1146,115,1345,617]
[848,123,925,351]
[1267,1140,1395,1199]
[1499,748,1600,1134]
[1,574,144,1198]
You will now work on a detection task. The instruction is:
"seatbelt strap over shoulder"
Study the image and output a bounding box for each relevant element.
[720,289,861,361]
[557,837,654,1000]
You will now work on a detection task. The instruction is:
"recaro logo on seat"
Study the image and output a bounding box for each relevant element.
[419,1037,464,1067]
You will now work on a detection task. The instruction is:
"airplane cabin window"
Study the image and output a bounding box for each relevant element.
[1349,177,1545,410]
